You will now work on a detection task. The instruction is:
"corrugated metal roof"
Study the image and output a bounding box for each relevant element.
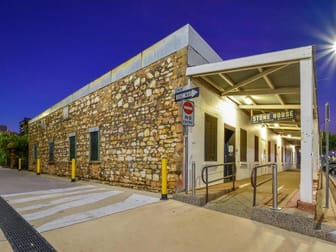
[186,46,317,144]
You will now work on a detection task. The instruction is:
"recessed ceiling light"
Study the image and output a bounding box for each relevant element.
[243,96,253,105]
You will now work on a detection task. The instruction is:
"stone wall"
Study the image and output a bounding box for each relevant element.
[28,48,188,193]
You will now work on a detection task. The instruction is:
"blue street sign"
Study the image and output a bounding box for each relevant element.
[174,87,199,102]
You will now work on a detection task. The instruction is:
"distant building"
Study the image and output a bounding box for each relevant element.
[20,117,31,135]
[0,125,7,132]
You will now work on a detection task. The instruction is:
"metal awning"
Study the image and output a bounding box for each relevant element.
[186,46,318,145]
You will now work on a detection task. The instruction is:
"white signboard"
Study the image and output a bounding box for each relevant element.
[175,87,199,102]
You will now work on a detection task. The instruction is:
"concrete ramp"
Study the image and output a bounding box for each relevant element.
[205,170,300,218]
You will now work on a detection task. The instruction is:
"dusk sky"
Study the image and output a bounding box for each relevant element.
[1,0,336,133]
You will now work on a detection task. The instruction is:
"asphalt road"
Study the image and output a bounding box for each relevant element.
[0,167,78,194]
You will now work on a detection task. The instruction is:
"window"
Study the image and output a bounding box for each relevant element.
[69,135,76,160]
[63,106,69,120]
[40,119,46,129]
[254,135,259,162]
[49,141,55,162]
[33,144,38,161]
[240,128,247,162]
[204,114,217,161]
[90,129,99,161]
[268,141,271,162]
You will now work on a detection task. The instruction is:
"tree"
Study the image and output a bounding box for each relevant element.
[0,132,11,166]
[0,132,28,168]
[321,131,336,155]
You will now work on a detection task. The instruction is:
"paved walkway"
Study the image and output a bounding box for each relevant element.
[175,169,336,242]
[2,199,336,252]
[1,167,336,251]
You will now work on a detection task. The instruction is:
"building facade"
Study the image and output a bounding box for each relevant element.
[29,25,319,203]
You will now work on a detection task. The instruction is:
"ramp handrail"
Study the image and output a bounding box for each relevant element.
[201,162,236,203]
[250,163,280,210]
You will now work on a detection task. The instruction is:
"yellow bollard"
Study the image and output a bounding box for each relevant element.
[161,157,168,200]
[18,158,22,171]
[37,158,40,175]
[71,158,76,182]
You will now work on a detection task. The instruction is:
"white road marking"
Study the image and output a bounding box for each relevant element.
[37,194,160,233]
[278,185,284,191]
[23,190,123,221]
[16,188,107,212]
[3,185,160,233]
[238,183,250,189]
[8,187,106,204]
[1,185,95,197]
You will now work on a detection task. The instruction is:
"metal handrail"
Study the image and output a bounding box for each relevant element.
[250,163,280,210]
[201,162,236,203]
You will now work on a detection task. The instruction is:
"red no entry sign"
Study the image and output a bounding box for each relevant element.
[183,101,194,115]
[182,100,194,126]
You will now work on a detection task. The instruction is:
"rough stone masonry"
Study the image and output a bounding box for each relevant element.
[28,48,188,193]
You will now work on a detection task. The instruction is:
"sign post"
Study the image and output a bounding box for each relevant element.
[182,100,194,193]
[184,126,189,193]
[174,85,199,194]
[325,103,330,208]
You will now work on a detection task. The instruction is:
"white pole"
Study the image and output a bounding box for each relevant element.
[325,103,330,208]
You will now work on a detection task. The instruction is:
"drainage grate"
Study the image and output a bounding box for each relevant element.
[0,196,56,252]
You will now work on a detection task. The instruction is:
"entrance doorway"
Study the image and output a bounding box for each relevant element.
[296,147,301,169]
[224,125,235,181]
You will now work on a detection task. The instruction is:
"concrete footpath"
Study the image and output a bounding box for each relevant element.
[9,200,336,252]
[1,168,336,251]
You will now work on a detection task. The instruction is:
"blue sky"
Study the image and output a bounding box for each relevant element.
[1,0,336,133]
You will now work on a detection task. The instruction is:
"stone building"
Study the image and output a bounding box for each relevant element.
[29,24,319,204]
[28,25,222,192]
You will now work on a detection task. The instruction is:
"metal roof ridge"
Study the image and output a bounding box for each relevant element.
[186,45,314,76]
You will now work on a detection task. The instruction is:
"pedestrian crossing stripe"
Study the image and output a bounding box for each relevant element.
[8,187,106,204]
[16,189,107,212]
[1,185,95,197]
[23,190,123,221]
[37,194,160,233]
[2,185,160,233]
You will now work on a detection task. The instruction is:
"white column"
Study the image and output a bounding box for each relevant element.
[313,118,320,177]
[300,58,314,203]
[292,148,295,166]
